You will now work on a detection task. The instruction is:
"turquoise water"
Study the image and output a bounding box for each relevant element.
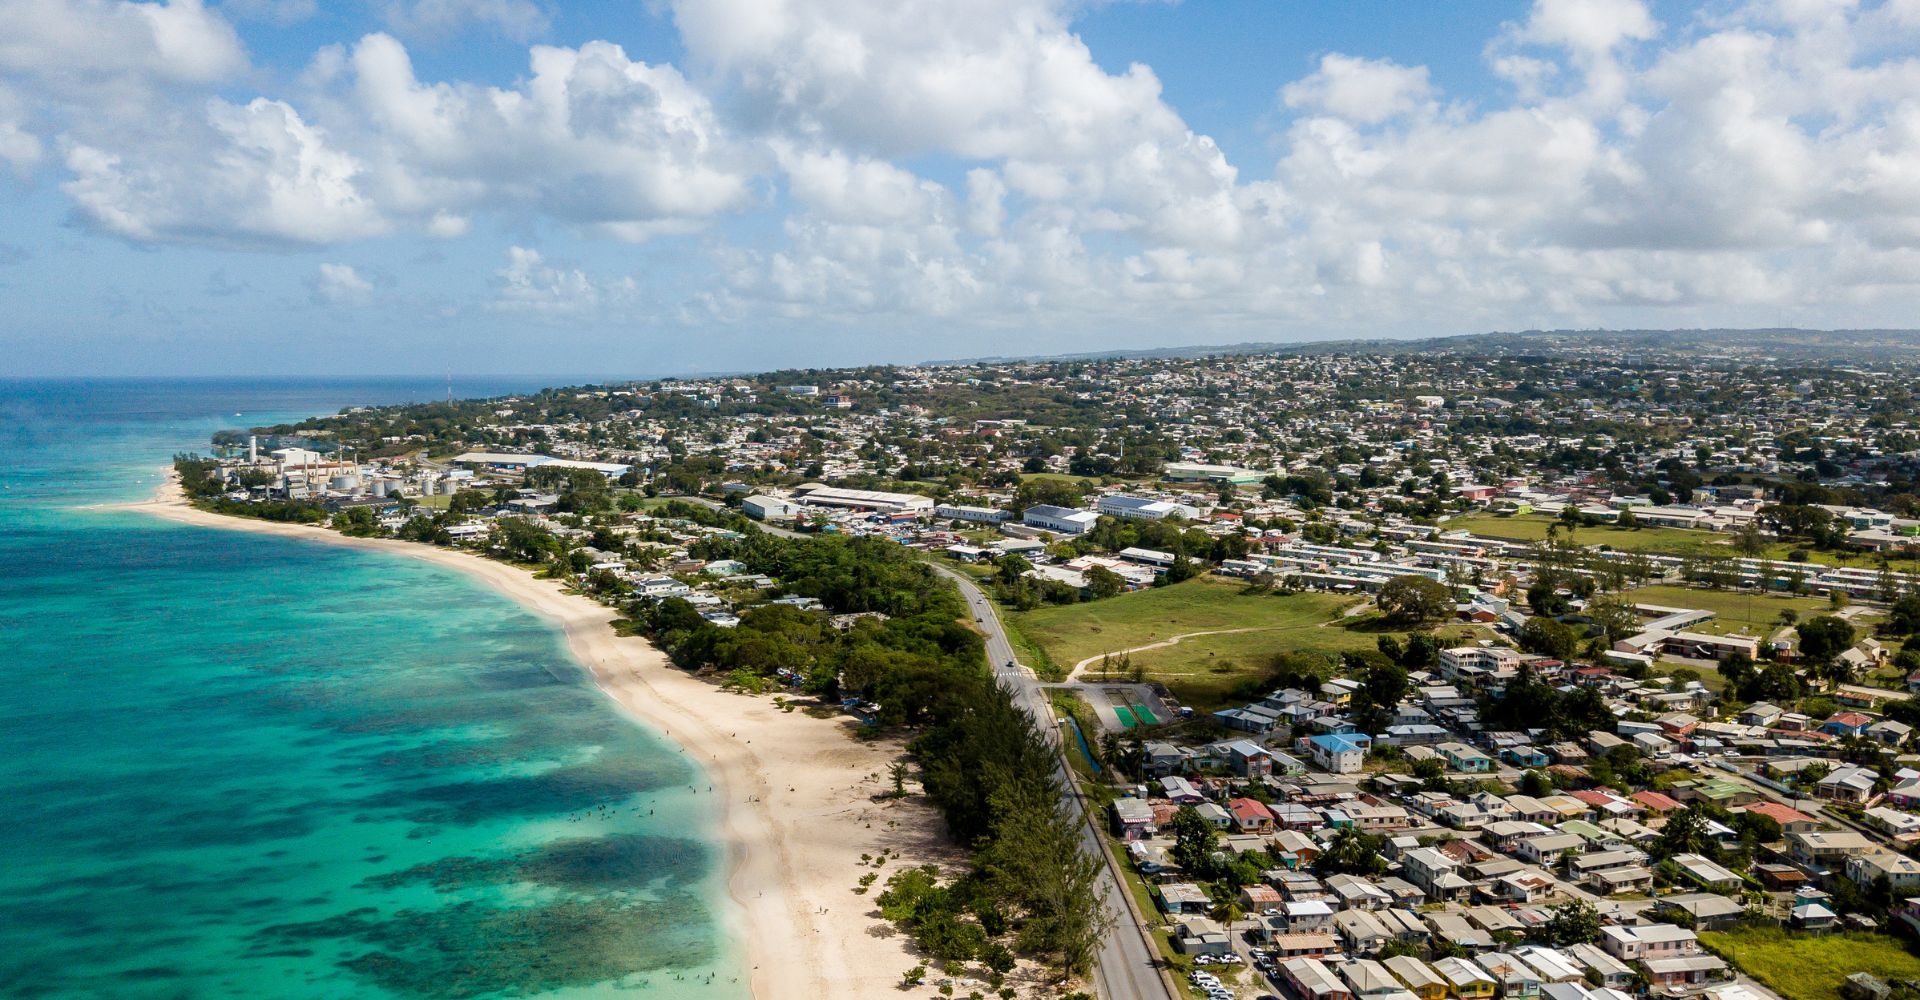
[0,380,747,999]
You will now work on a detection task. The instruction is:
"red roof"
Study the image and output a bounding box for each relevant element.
[1744,801,1816,825]
[1631,791,1683,812]
[1827,712,1872,728]
[1230,797,1275,822]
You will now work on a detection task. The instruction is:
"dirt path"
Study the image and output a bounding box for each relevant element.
[1068,626,1287,681]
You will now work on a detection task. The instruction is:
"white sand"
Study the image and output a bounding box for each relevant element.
[121,480,955,999]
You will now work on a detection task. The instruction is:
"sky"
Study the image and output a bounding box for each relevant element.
[5,0,1920,377]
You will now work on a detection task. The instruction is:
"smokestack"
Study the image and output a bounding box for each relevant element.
[249,435,258,464]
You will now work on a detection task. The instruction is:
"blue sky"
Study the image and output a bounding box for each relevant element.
[2,0,1918,376]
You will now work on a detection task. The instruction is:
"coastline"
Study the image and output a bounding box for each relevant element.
[118,478,953,1000]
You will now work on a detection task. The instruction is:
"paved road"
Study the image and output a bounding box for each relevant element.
[674,502,1173,998]
[933,565,1176,1000]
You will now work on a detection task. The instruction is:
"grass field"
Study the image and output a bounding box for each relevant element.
[1448,512,1887,568]
[1701,927,1920,1000]
[1623,583,1836,636]
[1009,577,1476,709]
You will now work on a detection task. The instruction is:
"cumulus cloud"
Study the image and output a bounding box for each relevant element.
[1281,54,1435,124]
[331,33,752,239]
[61,97,386,245]
[312,261,372,304]
[489,245,631,313]
[14,0,1920,340]
[0,0,248,84]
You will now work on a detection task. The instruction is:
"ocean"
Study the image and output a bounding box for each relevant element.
[0,379,748,999]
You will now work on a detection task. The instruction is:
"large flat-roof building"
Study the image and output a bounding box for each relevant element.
[1098,494,1200,521]
[1022,504,1100,535]
[793,484,934,514]
[1164,462,1267,485]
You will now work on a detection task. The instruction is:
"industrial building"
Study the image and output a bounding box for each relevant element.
[793,484,934,514]
[1097,494,1200,520]
[1022,504,1100,535]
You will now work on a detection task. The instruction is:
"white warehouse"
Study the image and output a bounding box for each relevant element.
[1023,504,1100,535]
[1098,494,1199,521]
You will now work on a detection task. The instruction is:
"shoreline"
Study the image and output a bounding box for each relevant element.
[116,478,951,1000]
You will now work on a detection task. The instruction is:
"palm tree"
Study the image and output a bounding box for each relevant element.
[1208,896,1246,926]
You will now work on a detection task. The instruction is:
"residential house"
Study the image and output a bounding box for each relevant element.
[1478,953,1543,1000]
[1870,721,1914,747]
[1401,847,1472,902]
[1111,797,1155,841]
[1225,739,1276,777]
[1599,924,1700,963]
[1821,712,1874,737]
[1307,732,1372,774]
[1431,957,1499,1000]
[1817,764,1879,803]
[1848,849,1920,894]
[1154,882,1211,915]
[1333,909,1393,955]
[1655,894,1745,931]
[1159,775,1207,804]
[1383,955,1447,1000]
[1173,917,1232,957]
[1338,959,1409,999]
[1740,703,1784,727]
[1437,741,1495,773]
[1229,797,1276,833]
[1564,943,1636,992]
[1642,955,1730,990]
[1742,801,1820,834]
[1513,947,1587,985]
[1670,853,1744,892]
[1141,741,1187,777]
[1284,958,1357,1000]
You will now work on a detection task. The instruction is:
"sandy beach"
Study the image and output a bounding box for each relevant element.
[120,479,957,1000]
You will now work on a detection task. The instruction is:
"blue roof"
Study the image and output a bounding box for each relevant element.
[1310,733,1369,753]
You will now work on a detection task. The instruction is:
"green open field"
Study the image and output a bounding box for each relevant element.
[1701,927,1920,1000]
[1623,583,1836,637]
[1009,576,1479,709]
[1448,512,1889,568]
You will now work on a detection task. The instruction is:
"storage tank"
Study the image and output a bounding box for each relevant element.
[441,477,460,496]
[330,474,361,492]
[371,479,390,498]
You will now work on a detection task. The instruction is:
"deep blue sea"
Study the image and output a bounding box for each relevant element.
[0,380,747,1000]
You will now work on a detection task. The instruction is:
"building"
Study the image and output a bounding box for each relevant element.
[1789,829,1874,867]
[1098,494,1200,520]
[740,495,802,520]
[1599,924,1699,962]
[933,503,1008,524]
[1283,958,1357,1000]
[1848,849,1920,893]
[1021,504,1100,535]
[1308,732,1372,773]
[1383,955,1448,1000]
[793,484,933,514]
[1431,957,1498,1000]
[1111,797,1155,841]
[1437,741,1494,773]
[1165,462,1268,485]
[1337,959,1406,999]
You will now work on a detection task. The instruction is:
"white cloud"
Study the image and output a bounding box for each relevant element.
[60,97,386,244]
[335,33,751,239]
[490,245,623,313]
[0,0,248,84]
[14,0,1920,342]
[1281,54,1435,124]
[312,261,373,304]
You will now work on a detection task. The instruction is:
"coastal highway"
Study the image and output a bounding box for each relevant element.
[931,565,1176,1000]
[666,500,1172,999]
